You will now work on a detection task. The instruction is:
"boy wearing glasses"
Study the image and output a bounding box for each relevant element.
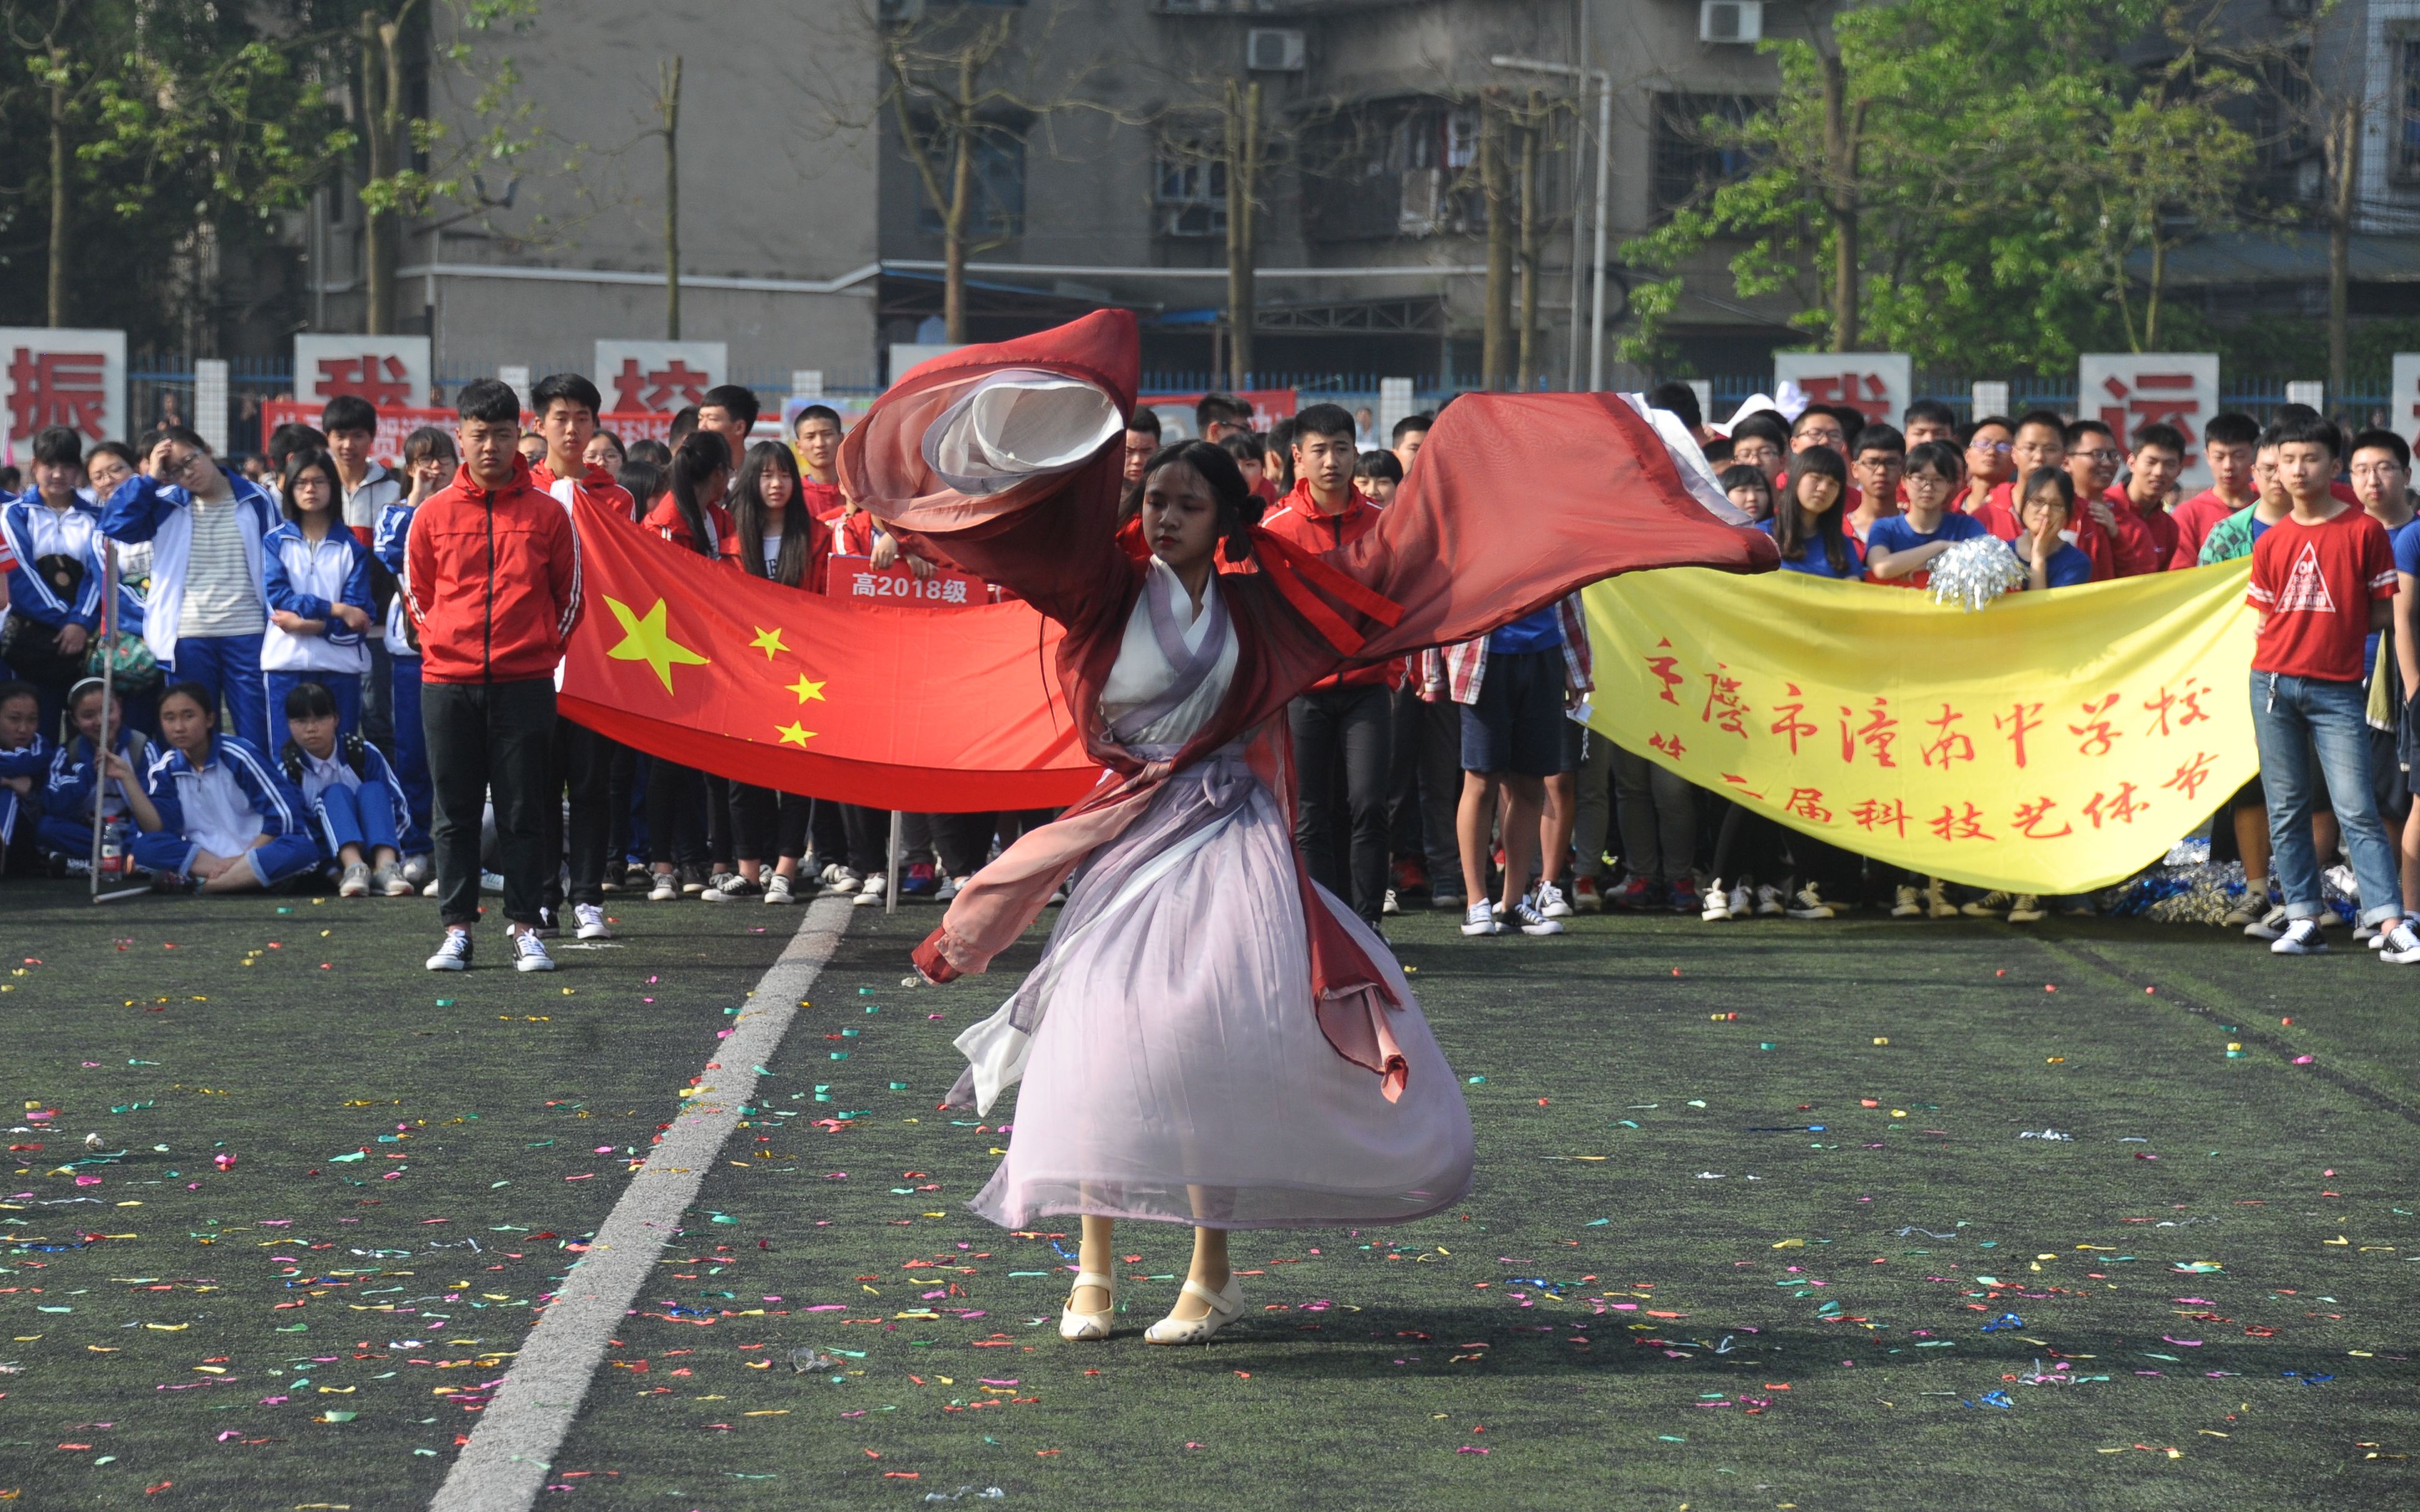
[100,426,282,752]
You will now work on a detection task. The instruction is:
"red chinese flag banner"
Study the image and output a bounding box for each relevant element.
[559,498,1098,811]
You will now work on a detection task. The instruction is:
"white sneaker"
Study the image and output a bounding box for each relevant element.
[1924,878,1958,919]
[1382,887,1401,916]
[1701,878,1734,922]
[511,929,556,972]
[1535,880,1572,919]
[421,878,440,897]
[2268,918,2327,955]
[1960,889,2011,917]
[1784,884,1834,920]
[2221,888,2269,928]
[1890,885,1922,919]
[574,903,612,940]
[2243,904,2287,940]
[1726,883,1751,919]
[937,874,966,902]
[400,854,432,889]
[2380,921,2420,964]
[424,930,473,972]
[338,861,371,898]
[648,871,679,902]
[1505,895,1564,935]
[853,873,888,908]
[2006,894,2045,922]
[763,873,797,905]
[373,862,412,897]
[817,863,860,896]
[1754,884,1786,916]
[479,870,506,894]
[1461,902,1507,937]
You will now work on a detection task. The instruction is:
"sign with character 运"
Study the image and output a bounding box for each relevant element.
[2076,353,2219,493]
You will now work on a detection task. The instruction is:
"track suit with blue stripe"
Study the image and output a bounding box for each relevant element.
[261,521,375,740]
[101,467,281,753]
[131,731,318,886]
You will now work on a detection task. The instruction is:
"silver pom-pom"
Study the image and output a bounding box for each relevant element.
[1925,535,2027,611]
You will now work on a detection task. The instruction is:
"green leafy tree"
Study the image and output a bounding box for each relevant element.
[2055,83,2253,353]
[1620,0,2157,371]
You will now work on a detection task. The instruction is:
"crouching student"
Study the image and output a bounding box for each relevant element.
[37,677,147,871]
[279,679,417,897]
[0,680,50,876]
[132,679,317,893]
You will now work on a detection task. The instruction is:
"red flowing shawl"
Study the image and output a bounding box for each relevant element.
[839,309,1776,1100]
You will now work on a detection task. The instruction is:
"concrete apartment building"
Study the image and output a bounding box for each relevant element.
[288,0,2420,392]
[299,0,1791,389]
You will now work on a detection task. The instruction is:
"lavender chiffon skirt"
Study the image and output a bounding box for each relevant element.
[965,754,1475,1231]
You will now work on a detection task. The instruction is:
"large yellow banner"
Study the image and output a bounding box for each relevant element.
[1580,561,2259,894]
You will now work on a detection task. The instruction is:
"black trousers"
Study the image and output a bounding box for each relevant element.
[931,811,1000,880]
[1387,685,1463,890]
[1290,682,1393,922]
[542,716,613,910]
[424,677,555,929]
[645,761,710,868]
[731,784,813,864]
[806,800,888,875]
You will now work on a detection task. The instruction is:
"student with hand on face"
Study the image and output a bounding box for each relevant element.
[2010,468,2095,591]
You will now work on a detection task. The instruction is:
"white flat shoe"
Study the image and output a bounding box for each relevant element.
[1143,1275,1244,1346]
[1058,1270,1117,1342]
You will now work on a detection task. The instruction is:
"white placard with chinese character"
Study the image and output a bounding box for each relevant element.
[0,327,126,447]
[2393,354,2420,454]
[595,340,727,414]
[2077,352,2219,492]
[293,335,431,410]
[1772,352,1911,429]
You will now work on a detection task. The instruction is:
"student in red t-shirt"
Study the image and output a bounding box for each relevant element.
[791,404,848,522]
[2243,415,2420,960]
[1122,406,1162,486]
[2113,422,2187,573]
[1260,402,1394,927]
[1958,415,2016,534]
[2169,411,2259,569]
[1845,422,1905,545]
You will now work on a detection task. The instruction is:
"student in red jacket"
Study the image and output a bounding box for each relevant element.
[528,371,637,943]
[404,378,584,973]
[1258,402,1395,926]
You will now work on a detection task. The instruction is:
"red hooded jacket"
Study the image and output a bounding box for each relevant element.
[404,458,584,684]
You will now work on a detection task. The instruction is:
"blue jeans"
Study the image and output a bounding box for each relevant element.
[2249,671,2405,925]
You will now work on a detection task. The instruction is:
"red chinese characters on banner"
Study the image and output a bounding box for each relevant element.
[316,354,416,407]
[1795,371,1890,420]
[2161,749,2218,802]
[613,358,714,414]
[6,347,108,438]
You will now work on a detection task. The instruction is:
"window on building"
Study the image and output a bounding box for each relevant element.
[2398,35,2420,183]
[1154,150,1227,237]
[2256,46,2314,169]
[912,126,1026,239]
[1652,93,1761,211]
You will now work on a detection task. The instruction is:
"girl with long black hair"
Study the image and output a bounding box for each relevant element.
[709,442,833,904]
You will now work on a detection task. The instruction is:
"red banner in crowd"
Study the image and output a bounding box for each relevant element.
[1137,388,1298,435]
[559,496,1097,812]
[260,401,682,465]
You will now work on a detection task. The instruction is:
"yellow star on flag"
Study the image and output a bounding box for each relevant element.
[603,595,709,695]
[775,721,816,747]
[787,675,827,703]
[750,626,788,659]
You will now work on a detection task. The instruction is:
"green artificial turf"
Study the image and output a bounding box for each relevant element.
[5,880,2416,1511]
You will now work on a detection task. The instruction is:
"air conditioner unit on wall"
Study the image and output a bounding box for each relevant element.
[1247,28,1307,72]
[1700,0,1763,44]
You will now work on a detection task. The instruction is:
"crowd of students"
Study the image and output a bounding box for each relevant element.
[2,369,2417,965]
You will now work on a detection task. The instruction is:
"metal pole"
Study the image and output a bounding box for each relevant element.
[1566,0,1589,391]
[885,810,903,916]
[1589,72,1611,393]
[90,539,114,897]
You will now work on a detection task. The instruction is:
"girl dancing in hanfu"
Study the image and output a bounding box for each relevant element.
[839,311,1772,1345]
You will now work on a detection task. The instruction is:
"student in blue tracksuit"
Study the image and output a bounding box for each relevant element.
[277,679,420,897]
[0,427,108,739]
[0,680,50,875]
[37,677,149,868]
[101,427,281,754]
[131,680,317,893]
[372,427,454,856]
[261,450,375,740]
